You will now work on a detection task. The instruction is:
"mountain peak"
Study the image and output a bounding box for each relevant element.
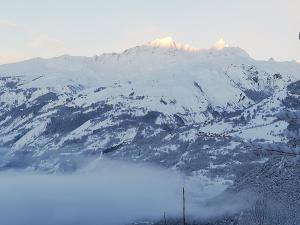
[149,37,176,48]
[147,37,199,52]
[212,38,229,50]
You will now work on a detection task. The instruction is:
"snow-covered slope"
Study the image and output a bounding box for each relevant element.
[0,37,300,174]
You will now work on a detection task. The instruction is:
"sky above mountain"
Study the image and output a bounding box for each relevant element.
[0,0,299,64]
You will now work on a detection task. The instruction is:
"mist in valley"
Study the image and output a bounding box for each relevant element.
[0,158,254,225]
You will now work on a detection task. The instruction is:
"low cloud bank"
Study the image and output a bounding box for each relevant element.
[0,158,253,225]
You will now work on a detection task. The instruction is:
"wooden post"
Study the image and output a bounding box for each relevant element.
[183,187,186,225]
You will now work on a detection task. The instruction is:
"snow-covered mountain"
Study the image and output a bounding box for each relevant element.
[0,37,300,175]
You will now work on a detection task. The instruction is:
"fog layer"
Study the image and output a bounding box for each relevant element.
[0,158,253,225]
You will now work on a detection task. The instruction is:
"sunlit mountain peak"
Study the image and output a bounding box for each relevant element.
[212,38,229,50]
[148,37,199,52]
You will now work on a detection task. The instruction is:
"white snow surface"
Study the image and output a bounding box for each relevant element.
[1,39,299,123]
[1,38,300,150]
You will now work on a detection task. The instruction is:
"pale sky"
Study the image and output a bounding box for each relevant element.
[0,0,299,64]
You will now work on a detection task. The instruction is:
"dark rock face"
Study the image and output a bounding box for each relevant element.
[283,80,300,109]
[287,80,300,96]
[278,81,300,146]
[243,89,271,103]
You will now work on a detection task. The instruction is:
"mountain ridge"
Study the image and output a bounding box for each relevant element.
[0,38,300,174]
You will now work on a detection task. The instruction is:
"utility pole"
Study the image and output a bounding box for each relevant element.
[182,187,186,225]
[163,211,167,225]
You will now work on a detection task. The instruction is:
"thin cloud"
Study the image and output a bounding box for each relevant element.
[29,35,65,50]
[0,19,18,28]
[0,19,30,32]
[0,51,33,64]
[0,19,65,64]
[0,35,65,64]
